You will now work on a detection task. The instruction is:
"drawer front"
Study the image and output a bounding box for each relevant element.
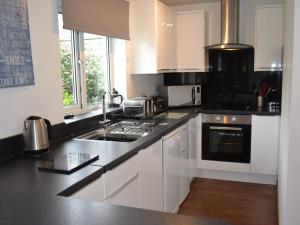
[72,176,104,202]
[105,173,139,208]
[104,154,139,198]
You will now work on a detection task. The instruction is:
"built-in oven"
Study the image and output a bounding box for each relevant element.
[202,114,251,163]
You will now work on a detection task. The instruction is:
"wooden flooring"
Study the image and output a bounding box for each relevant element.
[178,178,278,225]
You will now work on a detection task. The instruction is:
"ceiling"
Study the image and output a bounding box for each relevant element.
[160,0,219,6]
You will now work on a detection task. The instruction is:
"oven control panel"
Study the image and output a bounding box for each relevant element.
[202,114,251,125]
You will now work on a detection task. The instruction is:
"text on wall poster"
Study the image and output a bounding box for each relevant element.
[0,0,35,89]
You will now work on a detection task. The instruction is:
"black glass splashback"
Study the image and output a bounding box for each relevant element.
[207,47,254,92]
[204,47,255,109]
[163,72,206,86]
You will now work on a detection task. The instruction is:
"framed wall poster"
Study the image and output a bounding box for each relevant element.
[0,0,35,89]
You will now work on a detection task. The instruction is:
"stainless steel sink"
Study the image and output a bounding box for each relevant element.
[74,120,155,143]
[75,130,141,142]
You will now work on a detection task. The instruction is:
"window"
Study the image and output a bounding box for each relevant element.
[58,14,110,113]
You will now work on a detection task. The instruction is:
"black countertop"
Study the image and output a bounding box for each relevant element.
[0,109,230,225]
[198,108,280,115]
[0,157,227,225]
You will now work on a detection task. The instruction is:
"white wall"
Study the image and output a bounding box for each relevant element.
[126,74,163,98]
[110,38,128,99]
[278,0,294,223]
[0,0,64,139]
[278,0,300,224]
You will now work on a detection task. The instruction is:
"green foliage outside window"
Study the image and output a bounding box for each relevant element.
[85,42,106,106]
[60,42,74,106]
[60,40,106,107]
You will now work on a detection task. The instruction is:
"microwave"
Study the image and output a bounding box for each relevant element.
[158,85,201,107]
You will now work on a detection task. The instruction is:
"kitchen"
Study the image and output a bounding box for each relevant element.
[0,0,299,225]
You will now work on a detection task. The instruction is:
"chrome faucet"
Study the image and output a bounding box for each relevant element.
[99,91,111,131]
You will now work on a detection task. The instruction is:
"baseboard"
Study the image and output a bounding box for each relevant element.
[192,168,278,185]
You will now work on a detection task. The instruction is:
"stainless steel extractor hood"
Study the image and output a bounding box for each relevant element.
[205,0,253,50]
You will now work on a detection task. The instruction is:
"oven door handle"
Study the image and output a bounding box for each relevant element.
[215,132,243,137]
[209,126,243,131]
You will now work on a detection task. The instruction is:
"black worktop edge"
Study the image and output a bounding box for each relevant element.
[198,109,281,115]
[58,166,104,197]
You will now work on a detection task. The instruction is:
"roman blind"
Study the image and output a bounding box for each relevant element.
[62,0,130,40]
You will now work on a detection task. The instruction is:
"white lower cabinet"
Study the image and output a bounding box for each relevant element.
[179,146,190,204]
[138,140,163,211]
[71,120,195,212]
[195,114,202,169]
[72,115,281,210]
[104,175,139,207]
[162,129,180,213]
[162,123,191,213]
[179,124,190,204]
[188,118,197,183]
[72,175,104,202]
[103,154,139,208]
[251,115,280,175]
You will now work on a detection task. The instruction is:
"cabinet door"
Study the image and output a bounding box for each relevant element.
[156,1,173,71]
[71,176,104,202]
[163,130,180,213]
[179,147,190,204]
[189,118,197,182]
[196,114,202,168]
[104,154,139,208]
[251,116,280,175]
[179,124,190,204]
[255,5,283,70]
[128,0,157,74]
[176,11,207,71]
[139,140,163,211]
[104,173,139,208]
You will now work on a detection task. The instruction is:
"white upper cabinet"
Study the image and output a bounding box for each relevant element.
[128,0,175,74]
[254,4,283,71]
[156,2,174,71]
[176,11,207,72]
[251,115,280,175]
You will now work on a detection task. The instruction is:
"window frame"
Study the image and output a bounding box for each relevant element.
[58,13,112,115]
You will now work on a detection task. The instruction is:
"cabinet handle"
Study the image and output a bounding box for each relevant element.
[255,66,282,71]
[104,172,139,200]
[157,69,172,72]
[179,68,202,70]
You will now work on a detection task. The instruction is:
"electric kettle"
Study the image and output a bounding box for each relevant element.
[23,116,52,153]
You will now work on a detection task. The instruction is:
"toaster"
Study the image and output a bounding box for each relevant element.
[123,97,154,117]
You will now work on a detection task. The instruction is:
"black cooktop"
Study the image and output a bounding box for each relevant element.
[38,153,99,174]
